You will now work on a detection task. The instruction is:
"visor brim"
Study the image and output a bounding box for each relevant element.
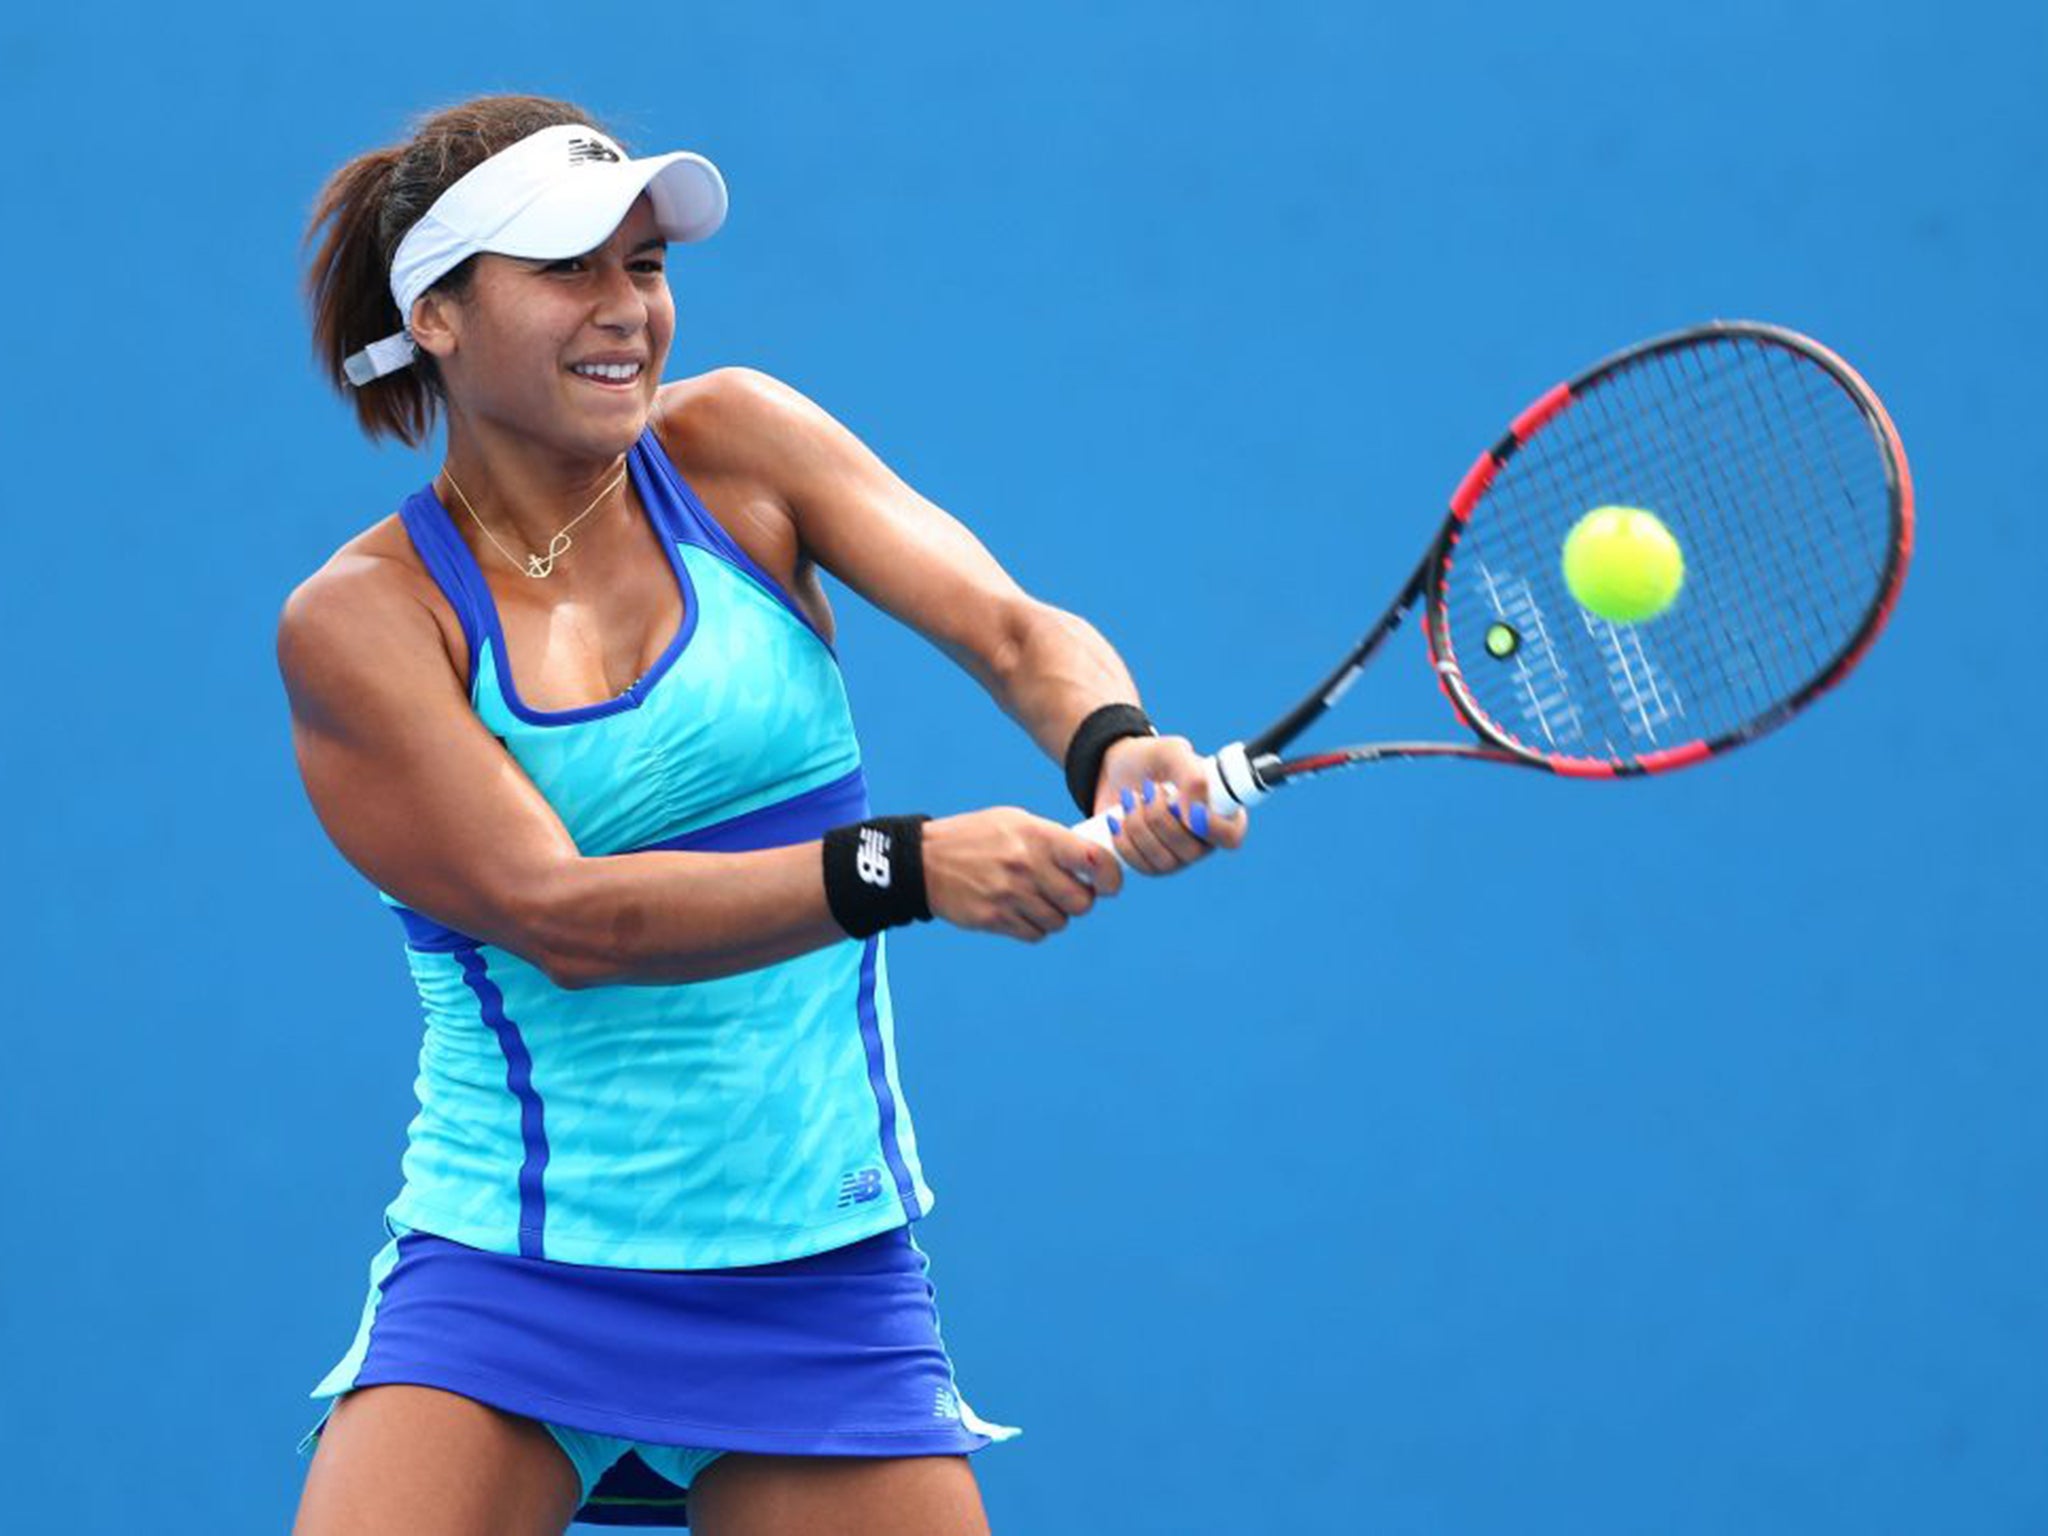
[484,151,728,260]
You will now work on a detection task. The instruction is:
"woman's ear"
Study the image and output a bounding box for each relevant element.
[408,289,460,364]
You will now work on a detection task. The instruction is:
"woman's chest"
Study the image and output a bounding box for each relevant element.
[440,464,832,715]
[475,547,861,854]
[492,545,685,712]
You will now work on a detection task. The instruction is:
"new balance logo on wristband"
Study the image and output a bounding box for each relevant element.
[855,827,892,887]
[824,815,928,937]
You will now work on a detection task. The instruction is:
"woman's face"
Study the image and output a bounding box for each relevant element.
[424,193,675,463]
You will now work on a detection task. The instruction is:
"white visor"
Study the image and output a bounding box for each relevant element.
[342,124,727,386]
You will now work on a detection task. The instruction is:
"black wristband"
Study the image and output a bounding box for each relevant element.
[1063,703,1156,814]
[822,816,934,938]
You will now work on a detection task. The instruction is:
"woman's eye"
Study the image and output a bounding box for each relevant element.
[542,259,662,275]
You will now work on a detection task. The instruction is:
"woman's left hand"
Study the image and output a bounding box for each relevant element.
[1092,733,1250,875]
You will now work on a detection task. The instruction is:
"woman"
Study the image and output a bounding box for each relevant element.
[285,94,1244,1536]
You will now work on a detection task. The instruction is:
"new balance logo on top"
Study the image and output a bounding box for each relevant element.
[566,137,622,165]
[933,1387,962,1421]
[855,827,892,888]
[837,1167,884,1207]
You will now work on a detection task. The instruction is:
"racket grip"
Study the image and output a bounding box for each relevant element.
[1069,741,1266,867]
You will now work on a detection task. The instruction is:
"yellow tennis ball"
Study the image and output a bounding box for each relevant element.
[1561,506,1685,623]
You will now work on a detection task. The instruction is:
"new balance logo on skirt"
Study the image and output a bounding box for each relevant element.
[855,827,892,887]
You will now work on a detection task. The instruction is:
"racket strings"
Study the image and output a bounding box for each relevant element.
[1619,346,1850,713]
[1672,340,1891,682]
[1553,340,1882,743]
[1547,343,1881,741]
[1463,368,1741,750]
[1441,334,1897,762]
[1512,352,1848,714]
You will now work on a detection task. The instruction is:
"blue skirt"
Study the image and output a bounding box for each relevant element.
[298,1218,1019,1528]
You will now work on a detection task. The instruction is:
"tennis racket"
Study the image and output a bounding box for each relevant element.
[1075,319,1913,851]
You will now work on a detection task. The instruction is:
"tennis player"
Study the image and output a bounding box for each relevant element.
[283,94,1244,1536]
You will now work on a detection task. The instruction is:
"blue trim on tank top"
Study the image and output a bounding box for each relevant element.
[857,938,923,1220]
[389,902,475,953]
[395,495,486,687]
[453,947,551,1257]
[417,478,701,729]
[394,427,832,722]
[636,767,869,854]
[634,424,834,653]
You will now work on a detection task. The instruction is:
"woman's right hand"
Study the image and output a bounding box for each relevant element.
[921,808,1123,942]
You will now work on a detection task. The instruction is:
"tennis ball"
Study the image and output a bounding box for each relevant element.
[1561,506,1685,623]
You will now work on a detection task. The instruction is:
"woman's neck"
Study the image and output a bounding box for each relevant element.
[438,418,638,571]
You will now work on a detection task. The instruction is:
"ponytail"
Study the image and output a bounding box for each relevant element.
[301,94,613,447]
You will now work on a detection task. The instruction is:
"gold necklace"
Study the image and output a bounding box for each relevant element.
[443,460,630,579]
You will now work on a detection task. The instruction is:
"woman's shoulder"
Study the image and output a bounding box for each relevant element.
[279,514,468,685]
[653,366,824,473]
[289,512,435,615]
[657,364,796,418]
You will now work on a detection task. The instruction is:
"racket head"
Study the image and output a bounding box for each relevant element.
[1421,321,1913,778]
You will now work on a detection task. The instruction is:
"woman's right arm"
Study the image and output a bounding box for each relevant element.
[276,553,1114,989]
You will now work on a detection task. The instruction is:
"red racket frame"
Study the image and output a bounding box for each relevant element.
[1241,321,1914,789]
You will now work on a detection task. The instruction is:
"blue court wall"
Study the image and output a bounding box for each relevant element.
[1,2,2041,1531]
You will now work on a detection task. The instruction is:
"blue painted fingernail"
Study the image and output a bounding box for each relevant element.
[1108,814,1123,837]
[1169,802,1184,823]
[1142,778,1156,805]
[1191,803,1211,840]
[1120,786,1135,814]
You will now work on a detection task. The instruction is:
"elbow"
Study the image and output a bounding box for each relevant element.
[980,596,1063,694]
[508,866,624,991]
[536,948,612,991]
[527,924,622,992]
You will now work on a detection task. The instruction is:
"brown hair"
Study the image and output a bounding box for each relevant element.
[302,94,622,447]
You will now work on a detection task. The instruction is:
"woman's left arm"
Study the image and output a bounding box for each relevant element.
[684,368,1245,873]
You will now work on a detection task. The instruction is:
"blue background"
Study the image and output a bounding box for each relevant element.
[3,3,2042,1531]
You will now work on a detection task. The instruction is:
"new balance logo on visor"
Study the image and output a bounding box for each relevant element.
[565,136,622,165]
[855,827,892,887]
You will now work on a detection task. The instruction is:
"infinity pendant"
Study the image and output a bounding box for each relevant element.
[525,531,574,579]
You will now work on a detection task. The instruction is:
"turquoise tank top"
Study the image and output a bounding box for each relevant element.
[376,427,935,1269]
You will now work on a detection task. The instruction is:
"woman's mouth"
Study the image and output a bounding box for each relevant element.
[568,361,644,389]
